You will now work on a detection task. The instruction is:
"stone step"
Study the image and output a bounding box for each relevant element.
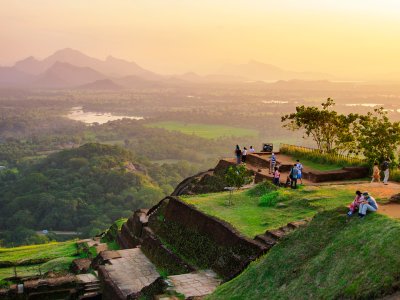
[287,220,309,230]
[85,286,101,292]
[83,282,100,286]
[279,225,293,234]
[79,291,101,299]
[84,283,100,289]
[265,229,286,240]
[254,234,277,247]
[76,273,99,284]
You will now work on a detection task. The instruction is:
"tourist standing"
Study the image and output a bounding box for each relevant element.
[273,167,280,186]
[382,158,391,185]
[296,160,303,184]
[358,192,378,218]
[249,146,255,153]
[289,164,299,189]
[371,163,381,183]
[235,145,242,164]
[242,147,248,163]
[269,153,277,174]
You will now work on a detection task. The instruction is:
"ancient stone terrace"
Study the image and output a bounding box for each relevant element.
[215,152,369,184]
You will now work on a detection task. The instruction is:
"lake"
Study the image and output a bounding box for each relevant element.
[67,106,144,124]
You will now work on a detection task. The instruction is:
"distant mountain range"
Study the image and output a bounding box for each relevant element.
[218,60,334,81]
[0,48,337,89]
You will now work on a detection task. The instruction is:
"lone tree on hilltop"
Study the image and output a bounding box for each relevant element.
[281,98,357,153]
[281,98,400,164]
[225,164,252,205]
[354,107,400,163]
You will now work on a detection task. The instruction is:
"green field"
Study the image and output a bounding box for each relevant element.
[0,241,81,280]
[297,158,342,171]
[145,121,258,139]
[181,184,356,238]
[209,209,400,299]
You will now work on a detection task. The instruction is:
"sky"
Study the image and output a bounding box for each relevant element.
[1,0,400,79]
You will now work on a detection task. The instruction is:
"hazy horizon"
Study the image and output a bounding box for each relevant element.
[2,1,400,80]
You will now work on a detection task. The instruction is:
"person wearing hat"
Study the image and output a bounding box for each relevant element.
[358,192,378,218]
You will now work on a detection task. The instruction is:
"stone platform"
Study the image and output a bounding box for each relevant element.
[98,248,162,300]
[168,270,221,298]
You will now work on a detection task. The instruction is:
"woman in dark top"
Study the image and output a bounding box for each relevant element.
[235,145,242,164]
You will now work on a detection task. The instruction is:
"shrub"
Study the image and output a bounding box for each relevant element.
[247,181,278,197]
[0,279,11,288]
[280,144,367,167]
[390,169,400,184]
[259,191,280,207]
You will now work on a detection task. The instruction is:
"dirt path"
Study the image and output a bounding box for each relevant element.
[332,181,400,219]
[378,203,400,219]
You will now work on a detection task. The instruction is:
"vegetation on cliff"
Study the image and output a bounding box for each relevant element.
[0,143,163,246]
[209,208,400,299]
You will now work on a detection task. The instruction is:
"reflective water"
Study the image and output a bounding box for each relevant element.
[67,106,144,124]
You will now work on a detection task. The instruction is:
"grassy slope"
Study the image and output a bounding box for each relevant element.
[208,209,400,299]
[181,186,354,238]
[0,242,77,263]
[0,241,80,280]
[145,121,258,139]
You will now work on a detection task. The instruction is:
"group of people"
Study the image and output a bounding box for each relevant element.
[371,158,391,185]
[235,145,256,164]
[347,190,378,218]
[269,152,303,189]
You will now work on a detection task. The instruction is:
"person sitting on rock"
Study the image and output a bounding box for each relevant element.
[358,191,378,218]
[347,190,364,216]
[249,145,255,153]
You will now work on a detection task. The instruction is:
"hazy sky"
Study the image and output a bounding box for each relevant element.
[1,0,400,78]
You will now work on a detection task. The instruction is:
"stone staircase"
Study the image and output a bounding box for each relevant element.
[255,220,309,249]
[76,273,101,299]
[97,199,312,299]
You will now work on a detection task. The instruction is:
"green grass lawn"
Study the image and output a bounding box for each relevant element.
[181,184,355,238]
[299,158,342,171]
[0,241,81,280]
[208,209,400,299]
[0,241,78,264]
[145,121,258,139]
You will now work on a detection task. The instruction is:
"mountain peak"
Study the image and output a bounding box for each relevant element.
[48,48,92,62]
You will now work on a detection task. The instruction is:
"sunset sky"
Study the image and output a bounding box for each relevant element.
[1,0,400,79]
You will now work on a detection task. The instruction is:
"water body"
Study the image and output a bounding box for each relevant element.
[67,106,144,124]
[345,103,383,107]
